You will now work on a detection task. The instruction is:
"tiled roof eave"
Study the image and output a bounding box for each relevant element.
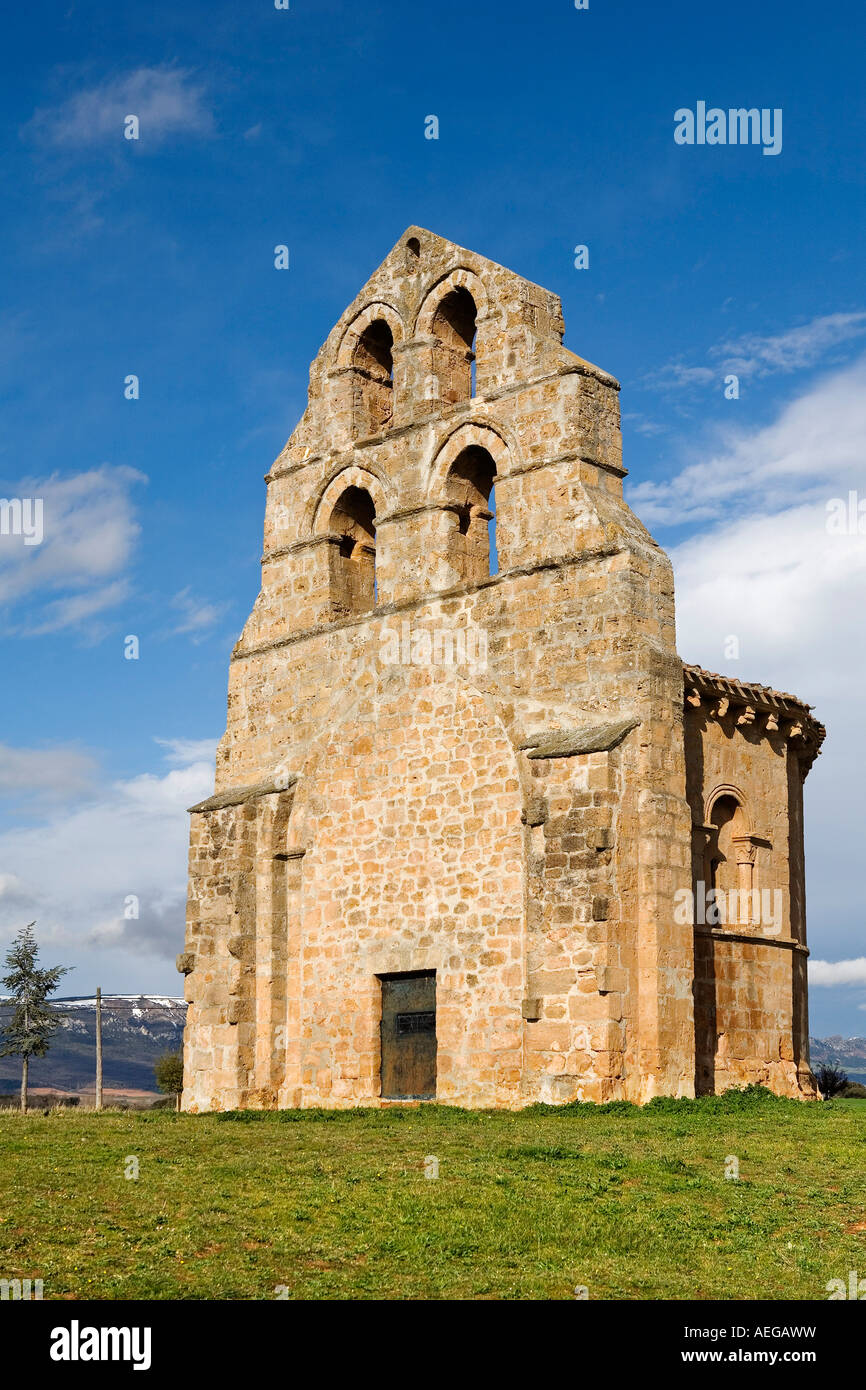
[683,663,825,747]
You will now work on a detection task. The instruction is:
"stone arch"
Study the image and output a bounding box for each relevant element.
[309,463,393,537]
[414,268,489,336]
[426,420,515,499]
[415,269,488,409]
[336,302,404,441]
[311,465,393,617]
[336,301,405,368]
[702,784,760,927]
[427,421,517,583]
[328,487,376,614]
[693,781,774,1097]
[705,783,752,836]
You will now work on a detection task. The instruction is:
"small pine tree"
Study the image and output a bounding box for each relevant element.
[154,1050,183,1109]
[0,923,71,1112]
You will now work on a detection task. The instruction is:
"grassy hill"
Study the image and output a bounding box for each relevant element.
[0,1087,863,1300]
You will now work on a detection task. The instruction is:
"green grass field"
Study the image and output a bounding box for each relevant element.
[1,1088,864,1300]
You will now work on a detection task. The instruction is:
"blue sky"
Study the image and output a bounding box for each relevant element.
[0,0,864,1039]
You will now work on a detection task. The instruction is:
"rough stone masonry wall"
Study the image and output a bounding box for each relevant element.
[282,670,525,1109]
[181,227,819,1112]
[182,549,692,1110]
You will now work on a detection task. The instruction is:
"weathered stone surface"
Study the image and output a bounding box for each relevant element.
[189,777,296,814]
[522,718,640,759]
[180,228,824,1113]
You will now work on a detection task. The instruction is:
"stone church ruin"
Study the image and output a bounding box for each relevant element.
[179,228,824,1111]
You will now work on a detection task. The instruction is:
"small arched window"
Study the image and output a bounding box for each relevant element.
[706,793,755,926]
[431,288,477,407]
[329,486,376,614]
[444,445,496,584]
[352,320,393,439]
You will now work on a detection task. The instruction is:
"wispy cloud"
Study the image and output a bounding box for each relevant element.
[713,312,866,378]
[155,737,219,768]
[642,363,716,391]
[31,579,131,636]
[168,588,230,642]
[0,465,144,635]
[629,354,866,526]
[0,743,97,801]
[24,66,215,149]
[621,412,670,438]
[645,311,866,393]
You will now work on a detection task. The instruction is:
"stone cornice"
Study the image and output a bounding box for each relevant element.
[520,717,640,759]
[683,662,825,770]
[188,776,297,814]
[266,365,620,482]
[232,544,621,663]
[695,925,808,955]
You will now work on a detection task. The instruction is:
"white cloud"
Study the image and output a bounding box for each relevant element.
[0,873,31,907]
[670,504,866,682]
[0,743,97,799]
[713,312,866,378]
[31,579,131,636]
[622,412,668,438]
[155,737,220,767]
[647,358,866,702]
[629,352,866,1015]
[25,66,214,149]
[168,588,230,642]
[809,959,866,986]
[630,355,866,526]
[0,465,144,634]
[642,362,716,391]
[645,311,866,394]
[0,739,216,983]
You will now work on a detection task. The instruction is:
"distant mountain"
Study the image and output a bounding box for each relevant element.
[0,998,862,1094]
[808,1035,866,1083]
[0,995,187,1095]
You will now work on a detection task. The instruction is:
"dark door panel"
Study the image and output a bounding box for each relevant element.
[380,972,437,1100]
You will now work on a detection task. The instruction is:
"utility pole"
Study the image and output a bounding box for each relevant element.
[95,986,103,1112]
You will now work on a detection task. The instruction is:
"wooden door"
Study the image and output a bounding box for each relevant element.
[379,972,437,1100]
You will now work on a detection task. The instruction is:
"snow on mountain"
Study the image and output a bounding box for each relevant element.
[0,994,187,1093]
